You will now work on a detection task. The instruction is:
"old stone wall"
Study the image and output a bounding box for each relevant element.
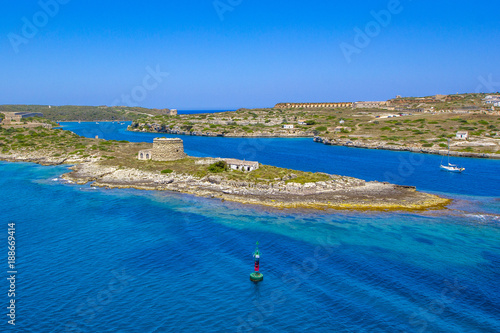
[152,138,186,161]
[161,109,177,116]
[138,149,152,160]
[274,102,353,109]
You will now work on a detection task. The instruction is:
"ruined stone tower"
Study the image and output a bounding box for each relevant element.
[151,138,186,161]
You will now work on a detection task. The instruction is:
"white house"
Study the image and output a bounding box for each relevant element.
[483,95,500,104]
[282,124,294,129]
[225,159,259,172]
[456,131,469,140]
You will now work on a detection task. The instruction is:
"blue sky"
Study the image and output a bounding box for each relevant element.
[1,0,499,109]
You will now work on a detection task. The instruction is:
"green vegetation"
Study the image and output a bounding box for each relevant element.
[224,165,331,184]
[3,93,498,157]
[0,126,333,185]
[0,126,94,154]
[315,126,327,132]
[128,93,499,150]
[0,105,168,122]
[208,161,228,173]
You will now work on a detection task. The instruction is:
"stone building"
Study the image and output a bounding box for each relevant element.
[137,138,186,161]
[1,112,21,124]
[225,159,259,172]
[195,158,260,172]
[152,138,186,161]
[354,101,388,109]
[274,102,353,109]
[138,149,153,160]
[1,112,44,124]
[161,109,178,116]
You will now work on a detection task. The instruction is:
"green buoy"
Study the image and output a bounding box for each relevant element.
[250,272,263,282]
[250,242,263,283]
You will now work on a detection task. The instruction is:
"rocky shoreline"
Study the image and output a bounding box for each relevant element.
[314,137,500,159]
[0,150,98,166]
[127,128,500,159]
[61,163,450,211]
[0,150,450,211]
[128,127,314,138]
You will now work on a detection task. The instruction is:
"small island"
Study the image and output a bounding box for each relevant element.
[0,121,450,211]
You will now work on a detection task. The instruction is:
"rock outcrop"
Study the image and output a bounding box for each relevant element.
[314,137,500,159]
[1,149,451,211]
[60,163,450,211]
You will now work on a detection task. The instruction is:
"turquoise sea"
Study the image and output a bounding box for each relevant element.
[1,122,499,332]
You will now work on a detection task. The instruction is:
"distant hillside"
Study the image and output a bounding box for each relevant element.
[0,105,169,122]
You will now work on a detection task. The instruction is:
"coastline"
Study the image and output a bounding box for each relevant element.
[127,102,500,160]
[127,127,314,138]
[0,150,451,212]
[125,128,500,159]
[58,120,128,123]
[63,162,450,211]
[313,136,500,159]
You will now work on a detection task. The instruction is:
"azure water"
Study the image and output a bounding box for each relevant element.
[1,122,498,332]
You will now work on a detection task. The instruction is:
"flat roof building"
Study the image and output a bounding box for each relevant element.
[354,101,388,109]
[225,159,259,172]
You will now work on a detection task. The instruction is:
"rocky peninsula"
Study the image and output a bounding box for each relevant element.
[59,161,449,210]
[0,126,450,211]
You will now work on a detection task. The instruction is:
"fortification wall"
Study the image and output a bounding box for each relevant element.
[152,138,186,161]
[274,103,353,109]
